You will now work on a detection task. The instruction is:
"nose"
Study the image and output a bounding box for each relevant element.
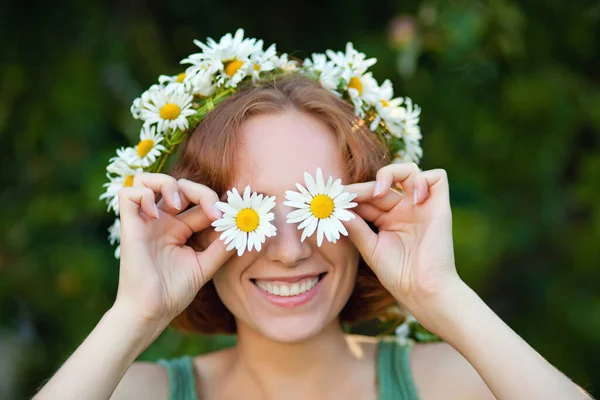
[264,203,312,267]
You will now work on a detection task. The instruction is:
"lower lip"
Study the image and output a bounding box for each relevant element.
[253,275,324,308]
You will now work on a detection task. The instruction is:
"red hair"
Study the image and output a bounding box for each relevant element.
[168,74,397,333]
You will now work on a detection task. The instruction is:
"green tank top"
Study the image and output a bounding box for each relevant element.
[157,336,419,400]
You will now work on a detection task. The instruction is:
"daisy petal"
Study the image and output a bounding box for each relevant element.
[331,217,348,236]
[316,220,324,247]
[329,179,344,198]
[301,216,318,242]
[297,214,315,229]
[295,183,313,199]
[304,171,319,196]
[333,209,355,221]
[316,168,325,193]
[248,231,255,252]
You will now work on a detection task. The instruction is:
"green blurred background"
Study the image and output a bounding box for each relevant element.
[1,0,599,398]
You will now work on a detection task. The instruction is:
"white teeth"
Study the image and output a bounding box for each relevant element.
[290,284,299,296]
[255,276,320,297]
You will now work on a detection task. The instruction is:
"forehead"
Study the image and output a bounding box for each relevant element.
[234,110,346,194]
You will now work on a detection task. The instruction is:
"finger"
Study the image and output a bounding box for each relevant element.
[118,186,160,223]
[344,212,378,266]
[177,204,213,233]
[354,203,384,222]
[413,172,430,205]
[132,173,184,214]
[374,162,420,202]
[344,181,404,211]
[157,192,190,214]
[420,169,450,207]
[195,236,235,284]
[177,178,222,221]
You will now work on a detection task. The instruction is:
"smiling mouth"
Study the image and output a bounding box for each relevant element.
[251,273,327,297]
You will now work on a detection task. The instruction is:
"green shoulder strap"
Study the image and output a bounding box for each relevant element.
[157,356,198,400]
[377,336,420,400]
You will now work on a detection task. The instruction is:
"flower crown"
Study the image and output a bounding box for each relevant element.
[100,29,423,258]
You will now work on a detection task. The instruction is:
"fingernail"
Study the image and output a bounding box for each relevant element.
[173,192,182,210]
[154,203,160,218]
[413,189,418,206]
[373,181,382,197]
[213,204,223,219]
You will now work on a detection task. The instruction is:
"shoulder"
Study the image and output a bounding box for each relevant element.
[410,341,496,400]
[111,361,169,400]
[191,347,237,397]
[345,334,379,359]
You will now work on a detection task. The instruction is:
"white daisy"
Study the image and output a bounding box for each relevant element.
[99,157,143,215]
[368,79,406,131]
[248,41,278,82]
[139,85,195,134]
[187,69,217,97]
[326,42,377,81]
[158,71,188,86]
[130,84,161,119]
[401,97,422,141]
[273,53,298,72]
[392,137,423,164]
[108,218,121,259]
[284,168,357,247]
[211,186,277,256]
[345,71,379,117]
[118,125,166,168]
[303,53,342,93]
[182,29,259,88]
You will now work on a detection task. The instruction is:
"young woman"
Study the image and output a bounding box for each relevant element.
[34,32,592,400]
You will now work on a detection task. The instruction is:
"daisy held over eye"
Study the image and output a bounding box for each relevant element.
[34,30,592,400]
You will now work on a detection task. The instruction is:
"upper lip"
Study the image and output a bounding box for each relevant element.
[252,272,324,283]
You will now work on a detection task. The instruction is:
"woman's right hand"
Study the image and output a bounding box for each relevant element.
[113,173,232,328]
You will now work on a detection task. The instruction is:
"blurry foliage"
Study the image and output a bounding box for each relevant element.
[1,0,599,398]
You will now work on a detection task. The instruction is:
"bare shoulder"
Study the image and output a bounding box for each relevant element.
[110,361,169,400]
[345,333,379,358]
[410,341,496,400]
[191,347,237,397]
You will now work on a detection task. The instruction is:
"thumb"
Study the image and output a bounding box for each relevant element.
[344,212,379,267]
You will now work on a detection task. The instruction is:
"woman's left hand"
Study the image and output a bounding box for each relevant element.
[345,163,461,319]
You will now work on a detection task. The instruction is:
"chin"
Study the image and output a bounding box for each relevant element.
[253,312,333,343]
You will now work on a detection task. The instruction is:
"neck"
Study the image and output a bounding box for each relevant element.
[231,319,360,397]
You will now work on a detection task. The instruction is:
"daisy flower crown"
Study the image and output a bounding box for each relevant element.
[100,29,423,258]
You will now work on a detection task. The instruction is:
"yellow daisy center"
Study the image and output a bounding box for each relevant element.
[380,99,389,107]
[348,76,363,96]
[225,60,244,77]
[176,72,186,83]
[310,195,335,219]
[159,103,181,120]
[124,175,134,187]
[253,64,260,71]
[236,208,259,232]
[137,139,155,157]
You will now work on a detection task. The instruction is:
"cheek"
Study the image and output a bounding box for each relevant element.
[211,261,242,317]
[210,252,255,319]
[325,239,360,300]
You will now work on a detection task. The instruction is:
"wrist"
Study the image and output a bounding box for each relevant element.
[404,276,475,339]
[105,303,169,353]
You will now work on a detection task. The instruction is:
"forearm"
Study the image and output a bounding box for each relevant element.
[33,306,165,400]
[422,280,592,400]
